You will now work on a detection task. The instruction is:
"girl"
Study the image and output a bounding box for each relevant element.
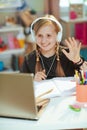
[20,15,87,81]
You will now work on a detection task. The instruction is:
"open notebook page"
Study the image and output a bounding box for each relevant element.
[34,77,76,99]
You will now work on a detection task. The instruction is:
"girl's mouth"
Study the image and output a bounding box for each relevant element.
[42,43,50,47]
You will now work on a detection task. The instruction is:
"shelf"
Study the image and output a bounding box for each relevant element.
[0,69,20,73]
[0,0,23,9]
[0,48,25,56]
[0,25,23,33]
[60,16,87,23]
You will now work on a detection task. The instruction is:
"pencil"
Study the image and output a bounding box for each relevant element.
[36,88,53,99]
[36,88,53,104]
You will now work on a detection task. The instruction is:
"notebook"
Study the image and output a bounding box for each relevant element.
[0,72,50,120]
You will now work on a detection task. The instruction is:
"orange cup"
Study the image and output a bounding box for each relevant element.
[76,85,87,102]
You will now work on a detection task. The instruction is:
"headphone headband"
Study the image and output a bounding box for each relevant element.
[31,16,63,42]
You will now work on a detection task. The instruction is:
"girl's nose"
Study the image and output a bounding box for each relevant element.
[41,37,47,43]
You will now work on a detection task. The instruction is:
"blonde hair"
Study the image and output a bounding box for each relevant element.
[33,15,61,35]
[35,44,65,77]
[31,14,63,42]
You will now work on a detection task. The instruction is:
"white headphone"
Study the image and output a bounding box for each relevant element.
[30,16,63,43]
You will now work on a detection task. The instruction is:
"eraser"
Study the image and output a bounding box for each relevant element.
[69,104,81,112]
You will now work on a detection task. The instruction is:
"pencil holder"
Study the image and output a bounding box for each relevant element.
[76,84,87,103]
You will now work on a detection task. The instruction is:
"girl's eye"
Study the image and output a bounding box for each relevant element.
[37,34,51,38]
[47,34,51,37]
[37,34,42,38]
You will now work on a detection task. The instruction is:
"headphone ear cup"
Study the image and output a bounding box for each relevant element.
[31,30,36,42]
[56,31,62,42]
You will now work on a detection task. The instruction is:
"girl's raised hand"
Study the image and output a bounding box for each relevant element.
[62,37,81,63]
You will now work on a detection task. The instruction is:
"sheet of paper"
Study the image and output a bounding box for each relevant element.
[34,80,60,98]
[34,77,76,99]
[53,79,76,92]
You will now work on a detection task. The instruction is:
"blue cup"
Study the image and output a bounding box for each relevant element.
[0,61,4,71]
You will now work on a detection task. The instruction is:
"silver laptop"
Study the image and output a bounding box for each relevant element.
[0,73,49,120]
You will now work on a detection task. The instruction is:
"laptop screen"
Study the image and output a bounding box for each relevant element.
[0,73,39,120]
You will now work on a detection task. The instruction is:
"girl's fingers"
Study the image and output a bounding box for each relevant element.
[65,37,81,50]
[65,39,72,49]
[65,37,75,49]
[34,70,47,81]
[62,49,69,59]
[78,42,81,51]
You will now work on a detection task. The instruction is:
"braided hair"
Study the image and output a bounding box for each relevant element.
[35,43,65,77]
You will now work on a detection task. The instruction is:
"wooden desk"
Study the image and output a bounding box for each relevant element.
[60,16,87,38]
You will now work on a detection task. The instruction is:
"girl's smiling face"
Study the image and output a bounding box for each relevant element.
[35,24,57,56]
